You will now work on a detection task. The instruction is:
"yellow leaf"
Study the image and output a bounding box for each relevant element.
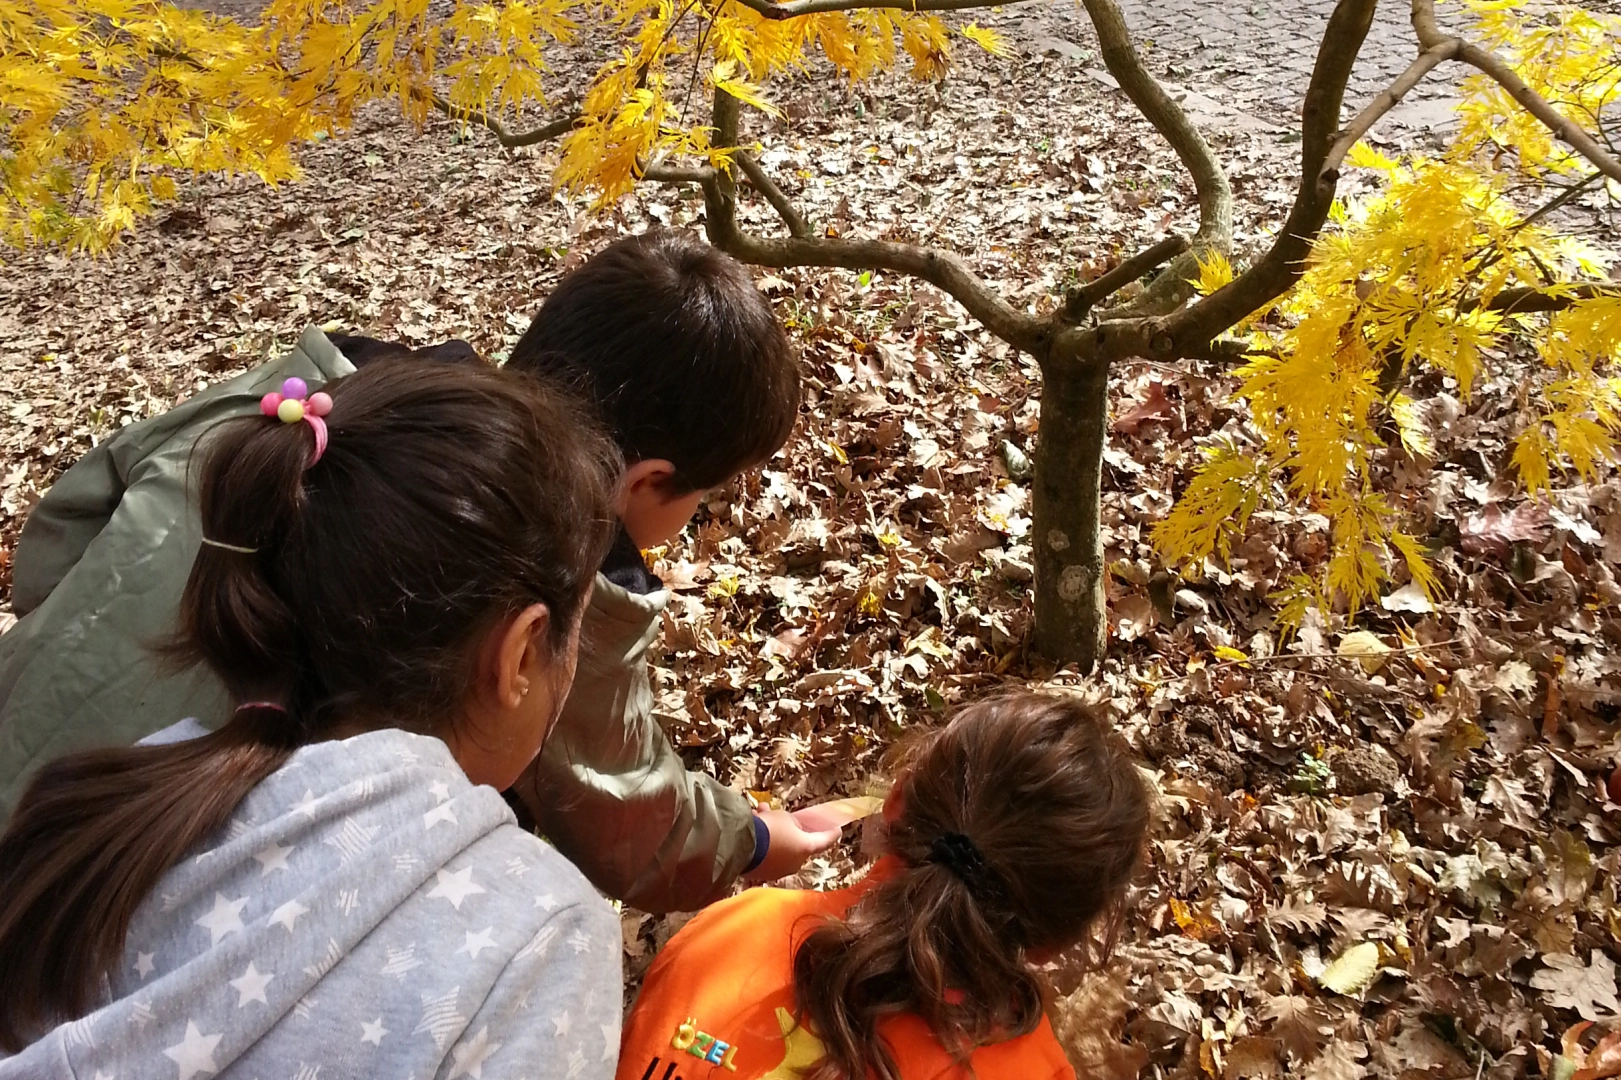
[1213,645,1250,663]
[710,60,780,118]
[1337,630,1391,674]
[960,24,1011,58]
[1318,941,1381,995]
[1190,249,1233,295]
[791,795,884,831]
[1346,140,1400,176]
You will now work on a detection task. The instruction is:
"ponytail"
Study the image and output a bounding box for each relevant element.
[167,404,313,707]
[0,707,295,1048]
[791,693,1150,1080]
[792,863,1044,1080]
[0,360,618,1051]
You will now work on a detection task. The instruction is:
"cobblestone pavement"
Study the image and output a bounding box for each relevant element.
[1008,0,1471,134]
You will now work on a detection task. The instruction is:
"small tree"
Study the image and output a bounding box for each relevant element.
[4,0,1618,668]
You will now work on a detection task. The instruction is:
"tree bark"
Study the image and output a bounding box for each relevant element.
[1079,0,1233,319]
[1031,355,1111,671]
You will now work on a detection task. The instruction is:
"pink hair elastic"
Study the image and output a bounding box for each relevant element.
[259,377,333,465]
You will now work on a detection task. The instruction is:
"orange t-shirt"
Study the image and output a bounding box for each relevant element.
[618,863,1076,1080]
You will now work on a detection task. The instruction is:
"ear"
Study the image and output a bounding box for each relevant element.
[881,780,906,824]
[620,458,679,503]
[488,603,553,710]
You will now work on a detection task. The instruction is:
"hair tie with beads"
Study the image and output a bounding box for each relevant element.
[260,377,333,465]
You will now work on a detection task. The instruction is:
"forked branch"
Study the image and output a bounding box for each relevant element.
[1079,0,1232,317]
[1411,0,1621,185]
[734,151,811,239]
[1324,42,1456,174]
[1063,234,1189,322]
[697,90,1046,353]
[1162,0,1380,353]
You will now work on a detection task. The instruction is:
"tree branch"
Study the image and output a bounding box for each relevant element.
[1411,0,1621,185]
[1152,0,1380,358]
[1324,42,1456,174]
[727,0,1014,18]
[1063,234,1189,321]
[431,94,579,148]
[1467,282,1621,315]
[699,90,1046,353]
[733,150,811,238]
[1079,0,1232,318]
[643,163,716,184]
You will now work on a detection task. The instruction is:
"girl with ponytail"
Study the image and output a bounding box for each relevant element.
[0,360,624,1080]
[616,693,1150,1080]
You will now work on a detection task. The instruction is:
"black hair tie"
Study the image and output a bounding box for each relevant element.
[928,832,998,900]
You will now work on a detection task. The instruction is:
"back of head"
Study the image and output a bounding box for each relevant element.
[792,693,1150,1080]
[508,229,800,492]
[178,359,617,722]
[0,359,619,1050]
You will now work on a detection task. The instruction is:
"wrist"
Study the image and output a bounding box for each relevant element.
[743,814,771,873]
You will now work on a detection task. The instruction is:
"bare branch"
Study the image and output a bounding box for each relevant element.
[1062,234,1189,321]
[1079,0,1232,318]
[1325,43,1456,174]
[1469,282,1621,315]
[1183,338,1279,365]
[431,95,579,148]
[734,150,811,238]
[700,90,1045,353]
[1412,0,1621,185]
[1154,0,1380,358]
[643,163,717,184]
[727,0,1014,18]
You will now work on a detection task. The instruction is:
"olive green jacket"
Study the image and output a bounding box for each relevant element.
[0,326,754,913]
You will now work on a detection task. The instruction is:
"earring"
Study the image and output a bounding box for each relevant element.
[520,684,531,697]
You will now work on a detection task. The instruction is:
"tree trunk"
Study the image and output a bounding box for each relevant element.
[1031,358,1110,671]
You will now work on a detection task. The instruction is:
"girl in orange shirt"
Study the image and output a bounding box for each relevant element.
[618,692,1150,1080]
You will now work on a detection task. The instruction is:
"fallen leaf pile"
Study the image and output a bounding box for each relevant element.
[2,17,1619,1080]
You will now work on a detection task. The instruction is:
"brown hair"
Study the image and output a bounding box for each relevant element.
[507,229,800,493]
[791,693,1150,1080]
[0,360,619,1050]
[327,332,485,368]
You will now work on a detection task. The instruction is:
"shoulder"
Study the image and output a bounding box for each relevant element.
[655,885,850,971]
[589,571,670,623]
[883,1014,1075,1080]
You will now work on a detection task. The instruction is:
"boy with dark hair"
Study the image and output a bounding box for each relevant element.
[506,230,836,908]
[0,229,836,911]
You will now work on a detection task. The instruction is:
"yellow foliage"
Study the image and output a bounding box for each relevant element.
[1190,249,1234,296]
[959,23,1010,59]
[1156,2,1621,625]
[1,0,968,244]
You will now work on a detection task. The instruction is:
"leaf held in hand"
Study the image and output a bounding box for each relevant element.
[791,796,884,832]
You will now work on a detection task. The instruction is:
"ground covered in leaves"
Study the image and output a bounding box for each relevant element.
[4,21,1621,1080]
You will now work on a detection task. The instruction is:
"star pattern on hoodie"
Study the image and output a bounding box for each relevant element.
[64,730,613,1080]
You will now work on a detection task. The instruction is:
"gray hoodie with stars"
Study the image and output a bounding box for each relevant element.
[0,726,621,1080]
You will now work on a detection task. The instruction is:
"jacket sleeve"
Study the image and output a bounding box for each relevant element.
[9,440,127,616]
[0,327,356,820]
[510,577,757,915]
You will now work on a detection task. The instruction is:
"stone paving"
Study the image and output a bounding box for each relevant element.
[1009,0,1471,135]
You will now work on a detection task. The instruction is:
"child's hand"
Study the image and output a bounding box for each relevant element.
[744,809,843,883]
